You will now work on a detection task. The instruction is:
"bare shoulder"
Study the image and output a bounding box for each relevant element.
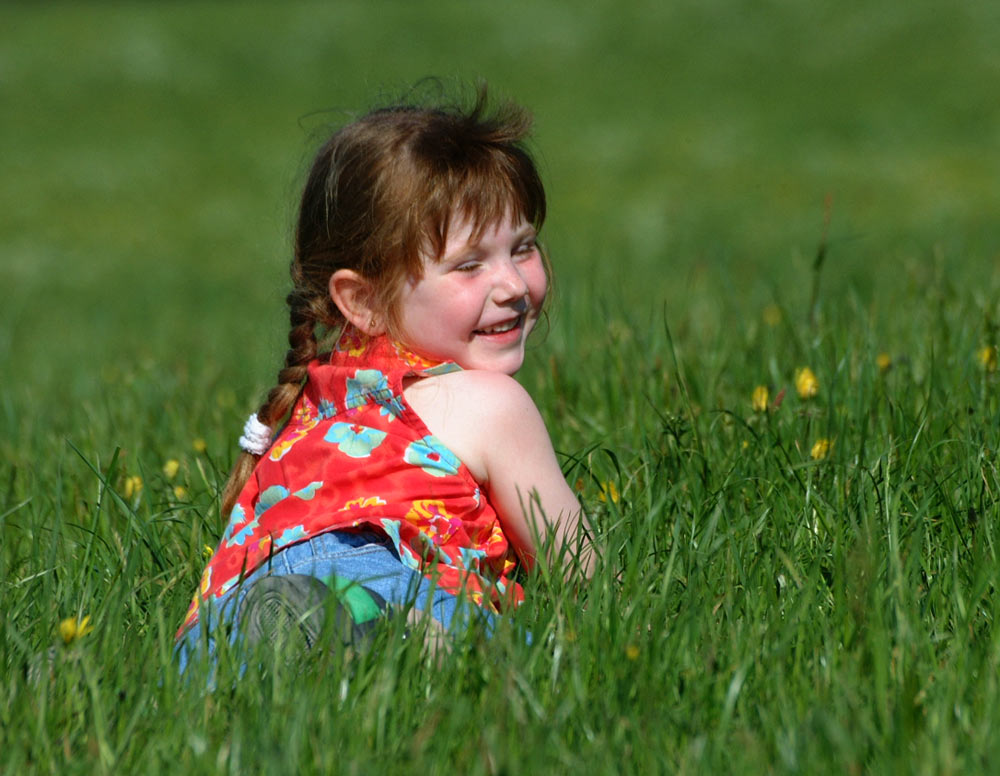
[407,369,587,573]
[403,370,546,481]
[406,369,537,418]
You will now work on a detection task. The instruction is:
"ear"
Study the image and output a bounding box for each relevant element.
[329,269,384,336]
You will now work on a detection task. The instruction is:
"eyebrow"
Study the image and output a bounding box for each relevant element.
[454,223,537,253]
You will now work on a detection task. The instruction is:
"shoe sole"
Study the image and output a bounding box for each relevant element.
[238,574,386,654]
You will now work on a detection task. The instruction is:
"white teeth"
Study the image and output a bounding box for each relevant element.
[477,318,519,334]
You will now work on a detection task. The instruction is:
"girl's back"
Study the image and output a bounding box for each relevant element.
[176,85,590,672]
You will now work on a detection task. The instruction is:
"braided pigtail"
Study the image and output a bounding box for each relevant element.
[219,281,336,517]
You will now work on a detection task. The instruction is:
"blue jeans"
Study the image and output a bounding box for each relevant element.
[175,530,495,674]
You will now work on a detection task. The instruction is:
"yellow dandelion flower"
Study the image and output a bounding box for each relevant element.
[202,544,215,560]
[795,367,819,399]
[811,438,832,460]
[597,481,620,504]
[163,459,180,479]
[751,385,769,412]
[192,438,207,453]
[977,346,997,373]
[625,644,640,660]
[762,304,782,326]
[741,440,750,450]
[123,475,143,499]
[59,615,93,645]
[876,352,892,373]
[173,485,188,499]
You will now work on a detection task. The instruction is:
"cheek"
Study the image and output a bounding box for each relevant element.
[395,276,442,330]
[526,263,548,307]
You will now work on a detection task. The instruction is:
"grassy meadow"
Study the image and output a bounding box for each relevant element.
[2,1,1000,772]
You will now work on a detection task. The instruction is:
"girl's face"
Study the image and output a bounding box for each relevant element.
[394,214,547,375]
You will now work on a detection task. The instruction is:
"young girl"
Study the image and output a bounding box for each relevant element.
[177,87,590,668]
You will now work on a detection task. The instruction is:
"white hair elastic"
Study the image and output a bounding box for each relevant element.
[238,413,273,456]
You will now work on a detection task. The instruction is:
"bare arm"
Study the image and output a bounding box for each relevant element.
[405,370,593,578]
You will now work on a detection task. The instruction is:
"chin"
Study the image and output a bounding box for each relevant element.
[462,355,523,375]
[493,355,525,376]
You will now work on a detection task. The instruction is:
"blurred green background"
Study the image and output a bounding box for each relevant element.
[2,0,998,441]
[3,5,1000,770]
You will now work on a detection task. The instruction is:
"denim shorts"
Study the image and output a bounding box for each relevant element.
[175,529,495,674]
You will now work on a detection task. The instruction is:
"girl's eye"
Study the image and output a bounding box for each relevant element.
[455,261,481,272]
[515,239,538,256]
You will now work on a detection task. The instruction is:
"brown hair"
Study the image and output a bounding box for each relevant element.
[219,84,547,516]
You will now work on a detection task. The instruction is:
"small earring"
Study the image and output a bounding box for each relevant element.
[369,318,378,330]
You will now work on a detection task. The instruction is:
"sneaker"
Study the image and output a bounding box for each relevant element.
[237,574,386,655]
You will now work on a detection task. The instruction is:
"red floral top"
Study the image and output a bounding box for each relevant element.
[179,328,523,635]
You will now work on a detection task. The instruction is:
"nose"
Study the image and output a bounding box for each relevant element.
[492,259,529,303]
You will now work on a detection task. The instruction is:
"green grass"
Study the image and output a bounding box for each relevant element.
[3,1,1000,773]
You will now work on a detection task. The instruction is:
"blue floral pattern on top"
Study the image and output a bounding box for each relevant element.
[293,481,323,500]
[275,525,308,548]
[256,485,290,518]
[324,422,388,458]
[221,503,248,545]
[421,362,463,377]
[403,436,462,477]
[180,329,524,637]
[379,518,422,571]
[345,370,391,408]
[346,368,407,419]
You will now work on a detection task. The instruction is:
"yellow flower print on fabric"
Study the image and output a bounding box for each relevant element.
[405,499,462,543]
[340,495,388,511]
[483,521,508,548]
[406,499,456,520]
[270,403,320,461]
[391,339,462,374]
[392,341,438,369]
[335,327,370,357]
[270,422,317,461]
[217,575,240,599]
[199,566,212,597]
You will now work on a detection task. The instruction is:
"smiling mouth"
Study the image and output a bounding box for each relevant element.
[474,316,522,335]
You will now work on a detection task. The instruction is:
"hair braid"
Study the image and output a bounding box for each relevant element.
[219,287,330,517]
